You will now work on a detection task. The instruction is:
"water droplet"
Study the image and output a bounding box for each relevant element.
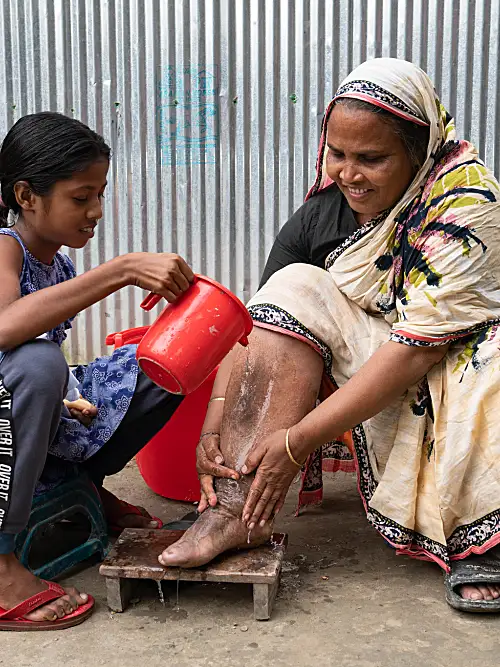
[156,580,165,606]
[175,577,180,608]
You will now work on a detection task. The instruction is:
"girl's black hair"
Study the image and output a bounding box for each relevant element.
[334,98,430,173]
[0,112,111,227]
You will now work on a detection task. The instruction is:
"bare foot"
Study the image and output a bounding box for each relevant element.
[158,477,272,568]
[460,583,500,601]
[0,553,89,622]
[99,486,159,530]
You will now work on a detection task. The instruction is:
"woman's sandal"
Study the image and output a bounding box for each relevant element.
[107,498,163,536]
[162,511,199,531]
[445,546,500,612]
[0,580,94,631]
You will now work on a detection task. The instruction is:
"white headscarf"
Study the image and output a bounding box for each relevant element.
[310,58,500,342]
[308,58,455,223]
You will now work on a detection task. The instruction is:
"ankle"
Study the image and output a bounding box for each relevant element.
[214,477,251,514]
[0,551,20,575]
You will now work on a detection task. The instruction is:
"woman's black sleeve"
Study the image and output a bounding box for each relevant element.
[259,204,313,288]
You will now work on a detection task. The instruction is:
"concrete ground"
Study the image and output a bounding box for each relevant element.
[7,461,500,667]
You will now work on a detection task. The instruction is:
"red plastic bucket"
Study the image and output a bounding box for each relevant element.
[136,275,253,395]
[106,326,213,502]
[105,326,150,349]
[135,370,217,502]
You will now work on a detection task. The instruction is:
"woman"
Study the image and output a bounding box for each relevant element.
[160,59,500,613]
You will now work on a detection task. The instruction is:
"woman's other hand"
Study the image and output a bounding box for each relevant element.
[124,252,195,303]
[196,432,240,512]
[241,428,302,530]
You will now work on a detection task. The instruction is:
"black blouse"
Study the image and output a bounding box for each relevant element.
[259,184,358,288]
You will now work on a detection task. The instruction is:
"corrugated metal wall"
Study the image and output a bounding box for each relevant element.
[0,0,499,363]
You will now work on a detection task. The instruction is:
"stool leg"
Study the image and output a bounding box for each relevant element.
[253,574,280,620]
[105,577,132,612]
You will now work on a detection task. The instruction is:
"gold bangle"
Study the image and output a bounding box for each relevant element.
[209,397,225,403]
[285,428,303,468]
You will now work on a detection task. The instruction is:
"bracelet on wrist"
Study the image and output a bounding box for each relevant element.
[285,428,305,468]
[199,431,220,441]
[209,396,225,404]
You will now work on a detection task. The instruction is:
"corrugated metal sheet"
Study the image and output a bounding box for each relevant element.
[0,0,499,363]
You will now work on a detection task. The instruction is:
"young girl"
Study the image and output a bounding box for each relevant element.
[0,112,194,629]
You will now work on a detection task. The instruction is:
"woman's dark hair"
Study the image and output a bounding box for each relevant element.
[334,98,430,173]
[0,111,111,227]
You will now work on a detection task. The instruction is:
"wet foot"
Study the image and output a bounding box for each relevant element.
[460,583,500,601]
[158,505,272,568]
[99,486,159,531]
[0,553,89,622]
[158,477,272,568]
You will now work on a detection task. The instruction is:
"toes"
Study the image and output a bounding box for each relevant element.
[459,583,500,601]
[46,602,67,619]
[159,545,183,566]
[25,607,58,622]
[66,586,89,606]
[460,585,484,600]
[24,588,89,623]
[478,584,494,600]
[59,596,76,616]
[488,585,500,599]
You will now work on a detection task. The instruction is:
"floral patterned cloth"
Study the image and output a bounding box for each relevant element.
[248,58,500,570]
[0,228,139,490]
[52,344,139,463]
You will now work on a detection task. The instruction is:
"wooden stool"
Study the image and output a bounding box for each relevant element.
[100,528,287,620]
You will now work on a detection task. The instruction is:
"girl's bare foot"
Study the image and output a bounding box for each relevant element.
[99,486,159,530]
[0,553,89,622]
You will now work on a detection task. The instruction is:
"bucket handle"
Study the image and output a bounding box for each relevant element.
[140,276,199,312]
[140,292,162,311]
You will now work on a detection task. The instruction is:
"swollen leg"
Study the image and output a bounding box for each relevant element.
[159,328,323,567]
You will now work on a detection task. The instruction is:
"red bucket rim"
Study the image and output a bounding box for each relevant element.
[195,275,253,336]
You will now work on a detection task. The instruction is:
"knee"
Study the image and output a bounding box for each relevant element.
[273,263,331,290]
[3,340,69,394]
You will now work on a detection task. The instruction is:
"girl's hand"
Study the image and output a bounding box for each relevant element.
[63,397,97,427]
[196,432,240,512]
[241,428,302,530]
[124,253,195,303]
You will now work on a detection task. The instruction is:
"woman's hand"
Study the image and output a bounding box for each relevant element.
[196,432,240,512]
[241,428,302,530]
[63,397,98,428]
[123,252,195,303]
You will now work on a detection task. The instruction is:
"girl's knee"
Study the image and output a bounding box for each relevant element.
[3,340,68,393]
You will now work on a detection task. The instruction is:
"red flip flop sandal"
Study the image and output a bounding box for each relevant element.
[107,498,163,536]
[0,580,94,631]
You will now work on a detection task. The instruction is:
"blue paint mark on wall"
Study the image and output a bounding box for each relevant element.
[159,66,219,165]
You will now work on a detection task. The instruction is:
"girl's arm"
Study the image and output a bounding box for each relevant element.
[0,236,194,350]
